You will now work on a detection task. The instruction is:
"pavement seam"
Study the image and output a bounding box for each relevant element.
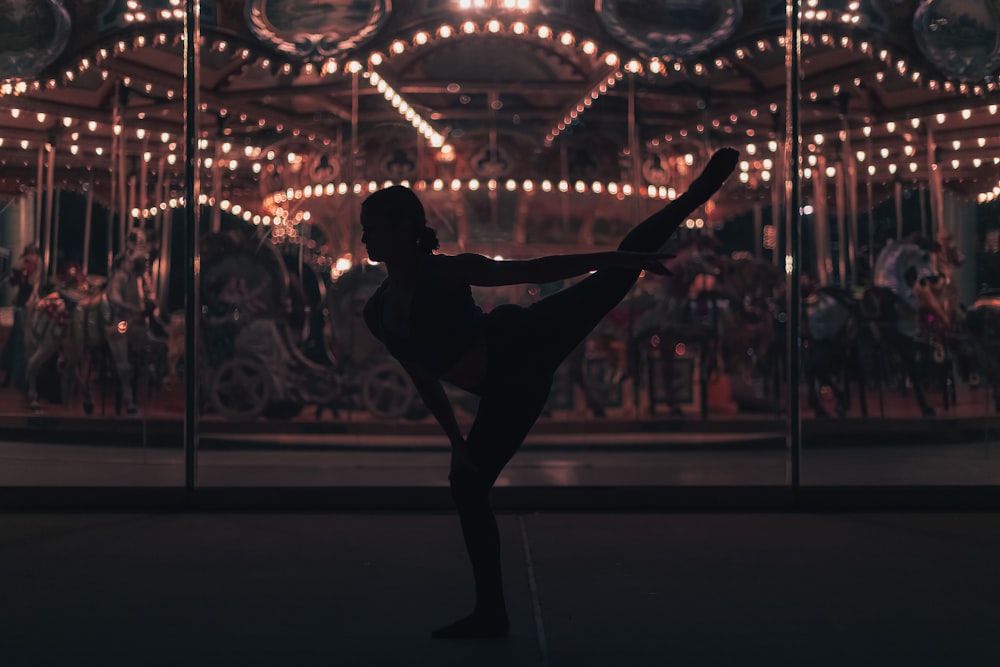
[519,514,550,667]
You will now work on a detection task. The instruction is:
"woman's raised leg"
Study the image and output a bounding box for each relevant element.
[526,148,739,374]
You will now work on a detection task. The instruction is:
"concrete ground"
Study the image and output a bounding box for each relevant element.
[1,511,998,666]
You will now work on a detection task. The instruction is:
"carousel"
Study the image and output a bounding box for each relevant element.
[1,0,999,425]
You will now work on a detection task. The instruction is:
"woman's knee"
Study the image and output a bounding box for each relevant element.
[449,467,491,505]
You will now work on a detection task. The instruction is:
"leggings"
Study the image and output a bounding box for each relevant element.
[450,182,724,614]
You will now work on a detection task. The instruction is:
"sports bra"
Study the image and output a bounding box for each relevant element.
[370,254,485,376]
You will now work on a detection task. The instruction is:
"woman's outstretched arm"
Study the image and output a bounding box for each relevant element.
[433,251,671,287]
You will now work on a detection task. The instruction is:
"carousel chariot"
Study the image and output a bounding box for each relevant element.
[200,232,418,420]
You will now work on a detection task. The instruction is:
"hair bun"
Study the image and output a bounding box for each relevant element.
[416,226,440,254]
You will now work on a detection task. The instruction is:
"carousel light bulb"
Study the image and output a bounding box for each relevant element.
[962,109,972,120]
[825,166,836,177]
[541,180,552,192]
[348,60,363,73]
[70,144,79,155]
[763,158,774,170]
[167,154,176,164]
[746,144,757,155]
[868,165,876,175]
[487,20,501,33]
[880,147,889,158]
[936,113,946,124]
[910,162,918,172]
[414,31,429,45]
[462,21,476,34]
[222,142,232,153]
[952,140,961,150]
[537,25,552,39]
[62,116,72,127]
[559,31,574,46]
[160,132,169,142]
[768,140,778,152]
[814,133,824,145]
[95,147,103,155]
[862,125,871,137]
[974,157,984,168]
[951,159,960,169]
[143,151,151,162]
[911,118,920,128]
[856,150,866,162]
[512,21,526,34]
[888,163,897,174]
[904,145,914,157]
[886,122,896,133]
[438,25,453,38]
[136,128,146,139]
[582,40,596,55]
[469,178,480,191]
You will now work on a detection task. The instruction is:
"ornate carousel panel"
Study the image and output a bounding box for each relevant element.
[245,0,391,58]
[0,0,70,80]
[913,0,1000,83]
[595,0,742,58]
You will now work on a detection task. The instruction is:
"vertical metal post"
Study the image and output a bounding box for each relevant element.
[752,202,763,259]
[350,70,359,258]
[926,124,943,238]
[35,144,44,248]
[628,71,642,228]
[813,153,829,285]
[108,97,119,275]
[42,143,56,281]
[50,187,60,280]
[841,119,859,287]
[183,0,201,497]
[83,177,94,275]
[865,138,875,273]
[894,177,903,240]
[785,0,802,492]
[834,163,846,285]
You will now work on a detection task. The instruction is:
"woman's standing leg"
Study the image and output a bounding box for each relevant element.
[433,369,553,639]
[527,148,739,374]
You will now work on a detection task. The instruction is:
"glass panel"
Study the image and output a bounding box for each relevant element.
[192,0,791,489]
[0,3,186,485]
[799,0,998,485]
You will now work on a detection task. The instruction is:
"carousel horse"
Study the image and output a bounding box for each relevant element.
[869,237,948,416]
[965,291,1000,413]
[24,250,155,414]
[802,277,858,417]
[578,235,725,415]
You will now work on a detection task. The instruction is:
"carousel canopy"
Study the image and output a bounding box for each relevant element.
[1,0,999,261]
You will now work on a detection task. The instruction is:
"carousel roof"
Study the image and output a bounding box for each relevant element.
[1,0,1000,259]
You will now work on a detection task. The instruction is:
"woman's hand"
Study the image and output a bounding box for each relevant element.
[615,251,675,276]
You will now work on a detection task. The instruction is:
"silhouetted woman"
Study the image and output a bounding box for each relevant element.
[361,148,739,638]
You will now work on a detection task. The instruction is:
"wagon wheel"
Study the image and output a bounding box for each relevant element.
[361,361,415,419]
[208,356,273,419]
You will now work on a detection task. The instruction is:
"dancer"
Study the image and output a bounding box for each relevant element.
[361,147,739,638]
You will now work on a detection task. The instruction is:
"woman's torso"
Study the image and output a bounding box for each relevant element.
[377,254,489,391]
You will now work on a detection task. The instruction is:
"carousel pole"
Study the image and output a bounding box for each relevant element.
[34,145,44,248]
[154,154,167,299]
[182,0,201,495]
[770,145,782,266]
[918,182,928,238]
[118,119,128,247]
[211,138,222,232]
[894,176,903,240]
[813,153,830,285]
[752,202,763,259]
[628,71,642,233]
[107,87,119,274]
[139,137,149,217]
[50,185,61,281]
[82,176,94,275]
[785,0,803,492]
[834,162,847,285]
[559,139,570,232]
[927,124,943,238]
[841,119,859,287]
[42,141,56,282]
[127,172,137,231]
[865,137,875,274]
[350,68,359,258]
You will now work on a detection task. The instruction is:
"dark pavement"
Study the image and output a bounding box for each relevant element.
[1,512,998,666]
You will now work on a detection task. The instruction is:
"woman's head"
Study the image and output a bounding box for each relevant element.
[361,185,439,262]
